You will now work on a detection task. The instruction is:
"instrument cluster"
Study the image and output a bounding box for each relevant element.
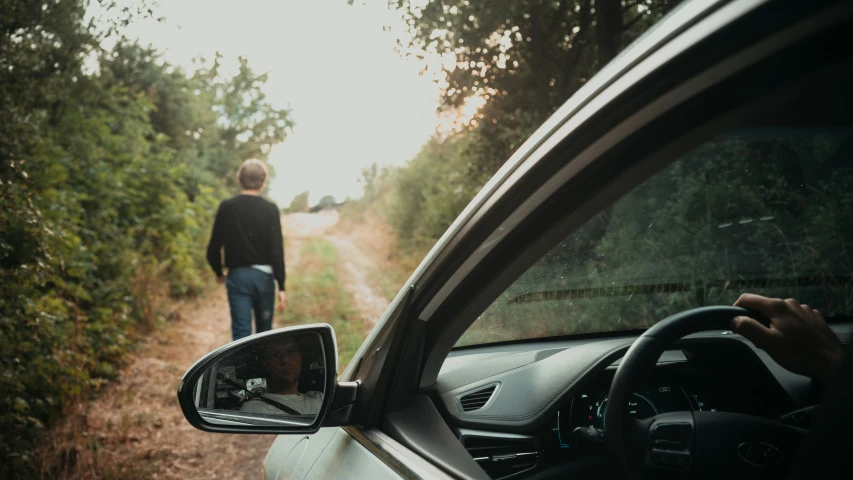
[552,382,712,449]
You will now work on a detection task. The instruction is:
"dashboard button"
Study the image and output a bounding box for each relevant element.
[653,439,686,449]
[657,423,691,435]
[651,422,692,444]
[652,452,690,469]
[737,442,783,468]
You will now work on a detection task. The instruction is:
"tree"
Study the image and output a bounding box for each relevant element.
[317,195,338,208]
[343,0,685,266]
[289,191,311,213]
[100,45,295,196]
[391,0,680,175]
[193,55,295,184]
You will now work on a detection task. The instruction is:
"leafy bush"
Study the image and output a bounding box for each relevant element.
[349,135,483,260]
[0,2,292,476]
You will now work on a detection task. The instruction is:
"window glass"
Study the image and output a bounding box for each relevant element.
[458,124,853,347]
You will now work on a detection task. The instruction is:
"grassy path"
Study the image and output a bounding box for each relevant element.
[275,237,368,371]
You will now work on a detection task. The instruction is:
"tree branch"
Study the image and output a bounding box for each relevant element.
[557,0,594,97]
[624,10,650,31]
[622,0,645,12]
[545,0,593,68]
[549,0,578,31]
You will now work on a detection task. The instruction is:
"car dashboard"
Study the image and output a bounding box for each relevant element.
[435,326,852,479]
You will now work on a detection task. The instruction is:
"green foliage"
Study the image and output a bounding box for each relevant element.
[350,135,479,257]
[0,1,293,476]
[316,195,337,209]
[276,239,363,371]
[391,0,680,175]
[99,43,294,196]
[347,1,685,265]
[289,191,310,213]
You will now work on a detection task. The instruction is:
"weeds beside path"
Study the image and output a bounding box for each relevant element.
[275,236,366,370]
[38,291,275,480]
[331,211,418,302]
[280,210,395,366]
[325,236,392,327]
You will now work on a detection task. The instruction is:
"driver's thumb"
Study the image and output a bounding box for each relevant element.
[732,316,774,350]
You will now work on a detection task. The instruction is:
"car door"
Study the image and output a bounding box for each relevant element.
[244,1,853,479]
[264,428,417,480]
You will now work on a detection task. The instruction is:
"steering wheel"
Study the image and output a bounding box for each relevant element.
[605,306,806,479]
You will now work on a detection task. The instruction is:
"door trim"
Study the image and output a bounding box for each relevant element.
[343,426,455,479]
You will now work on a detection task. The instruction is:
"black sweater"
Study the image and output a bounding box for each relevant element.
[206,195,286,291]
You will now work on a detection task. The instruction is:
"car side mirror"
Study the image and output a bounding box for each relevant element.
[177,324,357,434]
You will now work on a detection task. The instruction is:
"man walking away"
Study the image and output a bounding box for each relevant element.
[207,159,287,341]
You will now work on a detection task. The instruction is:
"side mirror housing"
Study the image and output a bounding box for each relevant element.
[177,324,356,434]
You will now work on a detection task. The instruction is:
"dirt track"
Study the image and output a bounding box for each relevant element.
[41,289,275,479]
[282,210,390,325]
[41,212,390,479]
[42,277,277,480]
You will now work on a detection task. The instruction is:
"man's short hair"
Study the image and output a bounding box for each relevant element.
[237,159,269,190]
[261,336,303,358]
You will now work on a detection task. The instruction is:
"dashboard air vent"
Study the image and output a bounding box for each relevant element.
[463,435,539,480]
[459,384,498,412]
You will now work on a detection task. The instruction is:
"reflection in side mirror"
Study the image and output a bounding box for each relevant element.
[190,331,327,427]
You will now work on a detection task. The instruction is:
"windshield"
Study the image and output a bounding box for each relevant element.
[457,123,853,347]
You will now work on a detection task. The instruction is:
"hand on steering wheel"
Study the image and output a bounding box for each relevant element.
[605,306,808,479]
[733,294,844,384]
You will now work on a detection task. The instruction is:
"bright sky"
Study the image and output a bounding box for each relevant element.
[115,0,443,206]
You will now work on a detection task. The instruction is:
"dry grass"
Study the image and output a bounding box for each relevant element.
[276,237,368,371]
[129,260,174,332]
[333,211,420,300]
[37,290,278,480]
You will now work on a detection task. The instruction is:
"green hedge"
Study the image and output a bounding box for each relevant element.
[0,2,292,477]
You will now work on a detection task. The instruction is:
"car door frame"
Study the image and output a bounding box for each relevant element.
[332,0,853,478]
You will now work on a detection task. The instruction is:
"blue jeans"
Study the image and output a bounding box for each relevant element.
[226,267,276,341]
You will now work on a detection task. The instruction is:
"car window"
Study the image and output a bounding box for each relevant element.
[458,110,853,347]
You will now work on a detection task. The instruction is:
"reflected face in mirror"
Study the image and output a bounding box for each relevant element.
[265,338,303,394]
[193,331,326,426]
[239,335,324,417]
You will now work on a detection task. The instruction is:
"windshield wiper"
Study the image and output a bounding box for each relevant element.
[508,274,853,305]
